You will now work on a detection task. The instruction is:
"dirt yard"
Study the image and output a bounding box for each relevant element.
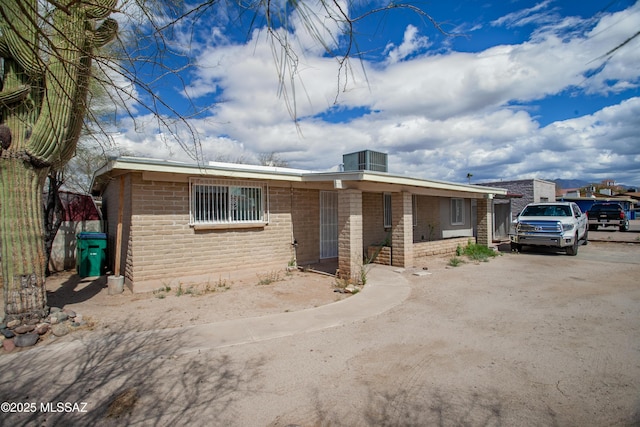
[1,238,639,426]
[42,267,348,332]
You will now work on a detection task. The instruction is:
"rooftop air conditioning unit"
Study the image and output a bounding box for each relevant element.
[342,150,388,172]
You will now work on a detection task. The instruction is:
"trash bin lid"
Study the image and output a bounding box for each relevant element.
[77,232,107,239]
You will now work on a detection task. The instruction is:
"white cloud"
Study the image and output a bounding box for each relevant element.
[113,1,640,186]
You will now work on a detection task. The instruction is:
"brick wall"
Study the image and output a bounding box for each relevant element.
[338,189,363,282]
[105,175,302,292]
[391,192,413,267]
[362,191,388,248]
[476,198,492,246]
[481,179,556,216]
[413,237,472,258]
[292,187,320,265]
[413,195,441,242]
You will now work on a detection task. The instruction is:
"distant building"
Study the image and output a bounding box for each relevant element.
[480,178,556,217]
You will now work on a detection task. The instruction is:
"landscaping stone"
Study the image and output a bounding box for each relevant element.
[50,307,62,313]
[14,333,39,348]
[14,324,35,334]
[2,339,15,352]
[55,312,69,322]
[0,323,5,330]
[64,309,76,318]
[7,319,20,328]
[35,324,50,335]
[51,323,70,337]
[1,328,15,339]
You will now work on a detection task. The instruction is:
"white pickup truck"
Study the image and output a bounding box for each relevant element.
[510,202,588,256]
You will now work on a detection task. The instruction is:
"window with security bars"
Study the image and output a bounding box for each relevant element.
[190,179,266,225]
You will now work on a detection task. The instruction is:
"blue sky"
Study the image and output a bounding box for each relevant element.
[108,0,640,187]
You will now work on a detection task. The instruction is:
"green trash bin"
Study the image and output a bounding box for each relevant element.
[76,232,107,277]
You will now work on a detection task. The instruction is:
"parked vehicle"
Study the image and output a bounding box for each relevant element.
[510,202,588,256]
[587,202,629,232]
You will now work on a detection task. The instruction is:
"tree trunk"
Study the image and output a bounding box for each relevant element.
[44,171,65,276]
[0,156,49,322]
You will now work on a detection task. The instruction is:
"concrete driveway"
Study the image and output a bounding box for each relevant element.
[1,239,639,426]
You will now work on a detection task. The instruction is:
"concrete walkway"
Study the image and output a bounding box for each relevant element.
[155,264,412,354]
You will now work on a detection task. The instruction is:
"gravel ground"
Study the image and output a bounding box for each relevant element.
[0,236,639,426]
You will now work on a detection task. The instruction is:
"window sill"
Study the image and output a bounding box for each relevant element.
[192,222,267,230]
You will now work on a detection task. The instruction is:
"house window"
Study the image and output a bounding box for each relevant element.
[190,178,266,225]
[451,198,464,225]
[383,193,392,228]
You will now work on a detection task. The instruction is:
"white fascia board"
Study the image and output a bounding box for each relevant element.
[301,170,508,196]
[101,157,306,182]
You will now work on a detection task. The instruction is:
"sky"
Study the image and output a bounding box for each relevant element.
[105,0,640,187]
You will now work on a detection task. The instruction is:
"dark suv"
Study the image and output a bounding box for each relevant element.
[587,203,629,232]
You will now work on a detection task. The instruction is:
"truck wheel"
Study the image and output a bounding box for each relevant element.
[620,222,629,232]
[582,228,588,245]
[566,233,579,256]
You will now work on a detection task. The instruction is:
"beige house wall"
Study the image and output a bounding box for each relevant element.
[291,187,320,266]
[98,168,499,291]
[413,195,441,242]
[362,192,388,248]
[105,174,310,292]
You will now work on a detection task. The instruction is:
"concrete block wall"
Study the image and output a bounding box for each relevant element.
[102,174,132,284]
[362,191,388,248]
[291,187,320,265]
[338,189,363,282]
[413,195,441,242]
[108,175,298,292]
[367,245,391,265]
[475,198,492,247]
[391,192,413,268]
[413,237,472,258]
[481,179,556,216]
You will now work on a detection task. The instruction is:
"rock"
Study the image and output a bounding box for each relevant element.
[1,328,15,339]
[50,307,62,313]
[49,315,59,325]
[55,312,69,322]
[14,333,39,347]
[7,319,20,328]
[0,314,4,324]
[51,323,70,337]
[75,314,83,323]
[14,325,35,334]
[2,339,15,352]
[64,310,76,318]
[35,324,49,335]
[27,318,40,325]
[0,323,5,330]
[345,285,357,293]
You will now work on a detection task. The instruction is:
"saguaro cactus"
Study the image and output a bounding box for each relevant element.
[0,0,117,321]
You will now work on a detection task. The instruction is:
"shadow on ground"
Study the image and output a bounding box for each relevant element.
[46,275,107,308]
[0,328,265,426]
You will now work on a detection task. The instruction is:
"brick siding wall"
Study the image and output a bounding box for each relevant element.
[291,187,320,265]
[362,191,388,248]
[413,237,472,258]
[413,195,441,242]
[107,175,310,292]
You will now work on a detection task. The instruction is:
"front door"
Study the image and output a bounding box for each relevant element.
[320,191,338,258]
